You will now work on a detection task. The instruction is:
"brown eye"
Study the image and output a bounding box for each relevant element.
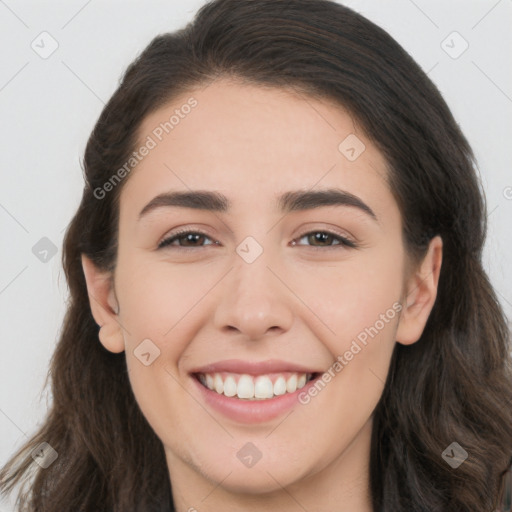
[158,230,217,250]
[294,231,356,249]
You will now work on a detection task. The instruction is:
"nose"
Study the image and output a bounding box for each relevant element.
[213,247,294,341]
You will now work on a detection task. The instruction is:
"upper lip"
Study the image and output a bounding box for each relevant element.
[190,359,322,376]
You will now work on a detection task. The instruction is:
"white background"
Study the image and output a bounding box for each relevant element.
[1,1,511,510]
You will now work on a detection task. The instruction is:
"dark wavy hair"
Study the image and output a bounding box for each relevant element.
[1,0,511,510]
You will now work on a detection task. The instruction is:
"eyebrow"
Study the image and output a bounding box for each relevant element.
[138,188,378,221]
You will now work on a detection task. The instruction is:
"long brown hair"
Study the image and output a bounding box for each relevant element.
[2,1,511,510]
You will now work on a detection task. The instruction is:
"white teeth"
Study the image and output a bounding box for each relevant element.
[237,375,254,399]
[273,376,287,396]
[199,371,314,400]
[223,375,237,397]
[254,376,273,399]
[214,374,224,394]
[286,374,297,393]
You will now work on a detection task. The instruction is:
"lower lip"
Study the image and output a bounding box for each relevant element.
[191,374,320,424]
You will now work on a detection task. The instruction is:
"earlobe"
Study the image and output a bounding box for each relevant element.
[97,322,125,354]
[395,236,443,346]
[81,254,125,354]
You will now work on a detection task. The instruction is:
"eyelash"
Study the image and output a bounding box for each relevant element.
[157,228,357,251]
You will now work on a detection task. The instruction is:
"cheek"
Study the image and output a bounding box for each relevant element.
[288,246,404,354]
[115,257,216,348]
[114,259,209,421]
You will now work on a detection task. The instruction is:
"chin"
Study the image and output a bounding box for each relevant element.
[206,468,297,495]
[194,449,312,495]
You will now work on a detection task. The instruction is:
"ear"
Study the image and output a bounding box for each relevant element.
[81,254,125,353]
[395,235,443,345]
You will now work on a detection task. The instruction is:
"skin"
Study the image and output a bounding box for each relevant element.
[82,77,442,512]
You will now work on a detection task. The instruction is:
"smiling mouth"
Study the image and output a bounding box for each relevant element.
[193,371,320,400]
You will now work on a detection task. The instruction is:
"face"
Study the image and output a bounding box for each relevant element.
[83,78,442,504]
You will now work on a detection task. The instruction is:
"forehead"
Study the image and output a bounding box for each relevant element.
[120,78,394,222]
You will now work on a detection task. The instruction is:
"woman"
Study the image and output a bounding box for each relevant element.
[1,0,511,510]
